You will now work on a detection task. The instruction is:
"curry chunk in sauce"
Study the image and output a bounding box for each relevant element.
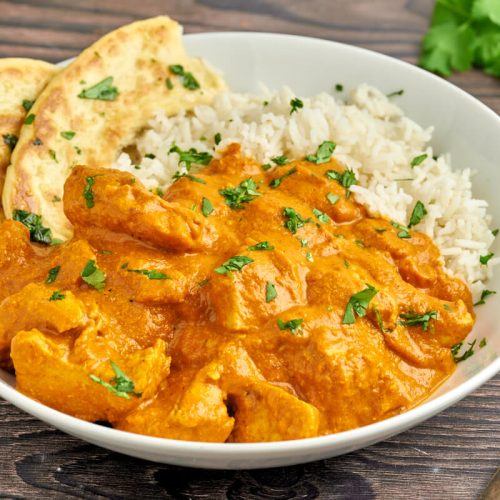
[1,144,474,442]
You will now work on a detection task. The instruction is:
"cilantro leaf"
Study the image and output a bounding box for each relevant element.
[265,281,277,302]
[277,318,304,335]
[78,77,119,101]
[342,284,378,325]
[248,241,274,251]
[90,360,141,399]
[12,209,53,245]
[219,178,261,209]
[81,259,106,290]
[408,200,428,228]
[214,255,254,275]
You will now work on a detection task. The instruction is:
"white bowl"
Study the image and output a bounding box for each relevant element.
[1,32,499,470]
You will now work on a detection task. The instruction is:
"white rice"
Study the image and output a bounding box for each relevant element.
[113,83,497,300]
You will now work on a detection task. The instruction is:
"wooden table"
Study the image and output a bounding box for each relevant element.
[0,1,498,498]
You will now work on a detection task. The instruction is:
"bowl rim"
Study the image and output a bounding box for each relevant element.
[1,30,499,456]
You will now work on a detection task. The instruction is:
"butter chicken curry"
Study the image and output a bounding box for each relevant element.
[0,144,474,442]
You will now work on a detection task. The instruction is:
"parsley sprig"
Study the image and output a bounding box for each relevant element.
[419,0,500,78]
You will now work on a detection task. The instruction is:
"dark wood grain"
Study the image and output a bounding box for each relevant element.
[0,0,498,498]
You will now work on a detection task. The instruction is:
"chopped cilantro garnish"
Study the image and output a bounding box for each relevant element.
[335,83,343,91]
[326,192,339,205]
[169,145,212,170]
[214,132,222,145]
[480,338,487,348]
[492,228,499,237]
[451,340,476,363]
[325,168,357,197]
[269,167,297,188]
[46,265,61,284]
[201,197,214,217]
[214,255,254,275]
[49,290,65,301]
[342,284,378,325]
[410,154,428,167]
[290,97,304,114]
[283,207,311,234]
[78,77,119,101]
[83,176,96,208]
[168,64,200,90]
[408,200,427,227]
[312,208,330,224]
[265,281,277,302]
[306,141,336,164]
[277,318,303,335]
[12,209,52,245]
[391,220,411,239]
[61,131,76,140]
[2,133,18,151]
[219,178,261,209]
[90,360,141,399]
[248,241,274,251]
[81,259,106,290]
[374,228,387,233]
[261,163,272,171]
[145,153,155,159]
[22,99,34,111]
[306,252,314,262]
[474,289,496,306]
[166,77,174,90]
[344,258,350,268]
[480,252,494,265]
[398,310,438,331]
[33,137,42,146]
[126,268,170,280]
[271,155,289,166]
[49,149,58,163]
[387,89,404,97]
[24,113,35,125]
[373,305,386,332]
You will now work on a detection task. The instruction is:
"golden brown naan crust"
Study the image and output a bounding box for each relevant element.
[0,59,56,213]
[3,16,226,240]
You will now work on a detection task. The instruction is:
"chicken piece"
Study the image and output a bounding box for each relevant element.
[64,166,209,252]
[11,328,169,423]
[118,371,234,442]
[119,342,319,442]
[0,220,34,269]
[48,239,97,287]
[227,382,320,442]
[113,258,189,304]
[209,247,307,330]
[270,308,452,433]
[0,283,87,360]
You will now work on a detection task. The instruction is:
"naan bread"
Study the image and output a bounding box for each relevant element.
[3,16,226,240]
[0,59,56,210]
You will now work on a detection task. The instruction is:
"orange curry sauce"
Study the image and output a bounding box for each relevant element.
[0,144,474,442]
